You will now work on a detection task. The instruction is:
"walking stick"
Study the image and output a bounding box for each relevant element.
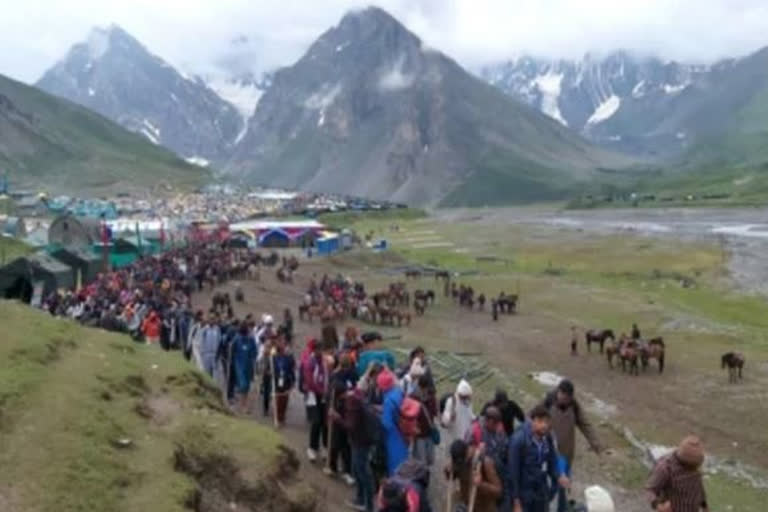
[446,467,453,512]
[467,446,485,512]
[269,348,279,428]
[325,391,335,472]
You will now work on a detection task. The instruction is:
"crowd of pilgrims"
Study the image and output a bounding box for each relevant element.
[34,244,710,512]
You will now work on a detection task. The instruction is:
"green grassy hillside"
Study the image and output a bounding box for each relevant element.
[0,74,208,194]
[0,302,311,512]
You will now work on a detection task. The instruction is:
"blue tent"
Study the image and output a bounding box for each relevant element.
[258,229,290,248]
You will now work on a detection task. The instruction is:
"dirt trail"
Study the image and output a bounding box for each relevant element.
[191,261,655,512]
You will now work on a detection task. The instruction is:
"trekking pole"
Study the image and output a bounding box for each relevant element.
[325,393,335,472]
[269,349,279,428]
[467,446,484,512]
[446,468,453,512]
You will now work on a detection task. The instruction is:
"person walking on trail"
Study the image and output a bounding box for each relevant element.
[410,374,438,475]
[325,355,356,485]
[540,379,602,512]
[467,406,509,511]
[141,310,161,345]
[199,315,222,378]
[646,436,710,512]
[445,439,502,512]
[272,335,296,425]
[441,379,475,446]
[280,308,294,344]
[330,386,376,512]
[508,405,570,512]
[231,323,257,413]
[259,336,277,418]
[356,332,396,377]
[481,389,525,437]
[303,340,329,462]
[379,369,409,476]
[631,323,641,341]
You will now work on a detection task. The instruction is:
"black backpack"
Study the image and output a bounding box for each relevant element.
[361,400,383,447]
[438,392,453,415]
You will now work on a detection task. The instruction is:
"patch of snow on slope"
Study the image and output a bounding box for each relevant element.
[336,41,351,52]
[142,119,160,139]
[140,128,159,145]
[587,95,620,125]
[88,88,95,96]
[209,79,264,120]
[234,120,249,145]
[87,28,110,60]
[532,72,567,126]
[663,83,688,94]
[185,156,210,168]
[632,80,646,98]
[378,57,415,92]
[304,84,342,110]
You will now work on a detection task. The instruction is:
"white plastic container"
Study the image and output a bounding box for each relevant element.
[584,485,615,512]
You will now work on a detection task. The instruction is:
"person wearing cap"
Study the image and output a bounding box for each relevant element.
[540,379,601,512]
[646,436,709,512]
[378,369,408,476]
[441,379,476,447]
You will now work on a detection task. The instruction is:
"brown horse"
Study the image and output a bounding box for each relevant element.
[413,298,426,316]
[641,337,666,373]
[405,269,422,280]
[722,352,745,383]
[585,329,615,354]
[619,338,640,376]
[435,270,450,281]
[606,339,619,369]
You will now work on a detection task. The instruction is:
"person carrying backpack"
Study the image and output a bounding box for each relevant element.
[330,387,377,512]
[467,407,508,511]
[507,405,570,512]
[446,439,502,512]
[302,339,329,462]
[378,369,408,476]
[378,459,432,512]
[441,379,475,447]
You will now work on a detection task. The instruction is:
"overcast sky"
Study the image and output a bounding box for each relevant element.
[3,0,768,83]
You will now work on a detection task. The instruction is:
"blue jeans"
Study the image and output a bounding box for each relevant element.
[557,455,571,512]
[351,444,374,512]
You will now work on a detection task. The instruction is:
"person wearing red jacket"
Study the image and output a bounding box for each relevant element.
[142,310,161,345]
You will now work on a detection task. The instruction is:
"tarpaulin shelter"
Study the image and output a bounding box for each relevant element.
[0,253,74,302]
[48,215,102,248]
[50,246,102,286]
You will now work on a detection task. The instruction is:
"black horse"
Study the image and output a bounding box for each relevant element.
[585,329,615,354]
[721,352,745,383]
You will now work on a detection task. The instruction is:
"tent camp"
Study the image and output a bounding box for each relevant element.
[0,253,74,303]
[50,247,102,286]
[48,215,102,248]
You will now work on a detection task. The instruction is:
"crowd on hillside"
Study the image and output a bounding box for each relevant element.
[33,244,710,512]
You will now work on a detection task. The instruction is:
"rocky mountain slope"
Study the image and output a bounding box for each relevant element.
[0,73,207,193]
[36,25,243,165]
[226,7,630,206]
[482,50,768,164]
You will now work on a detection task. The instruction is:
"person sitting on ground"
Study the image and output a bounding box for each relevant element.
[355,332,396,377]
[446,439,502,512]
[441,379,475,447]
[646,436,709,512]
[540,379,601,512]
[508,405,569,512]
[481,389,526,437]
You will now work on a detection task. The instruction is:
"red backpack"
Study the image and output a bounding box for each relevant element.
[398,397,423,441]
